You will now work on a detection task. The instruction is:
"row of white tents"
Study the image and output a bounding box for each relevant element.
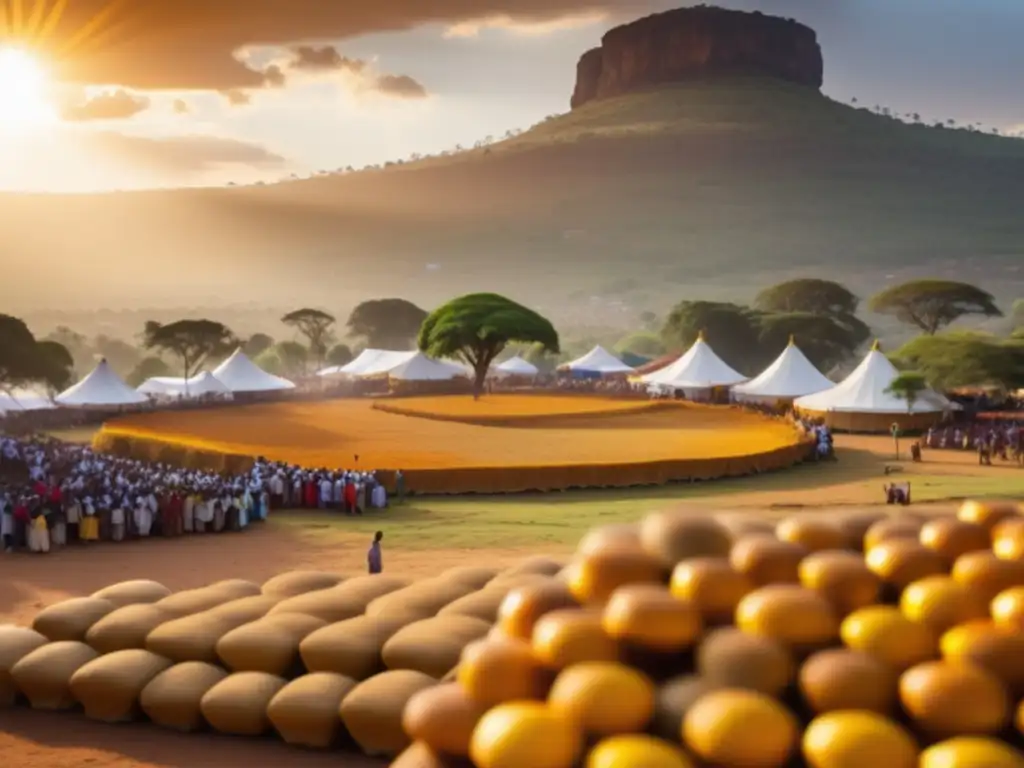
[0,349,298,413]
[537,334,955,429]
[317,349,544,381]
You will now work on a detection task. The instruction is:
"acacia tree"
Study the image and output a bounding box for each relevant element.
[869,280,1002,335]
[418,293,559,398]
[282,309,335,373]
[754,278,870,350]
[0,315,73,394]
[143,319,235,395]
[348,299,427,350]
[885,371,929,413]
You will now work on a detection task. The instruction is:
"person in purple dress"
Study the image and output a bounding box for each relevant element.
[367,531,384,574]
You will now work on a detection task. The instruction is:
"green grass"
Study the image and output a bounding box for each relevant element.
[272,462,1024,550]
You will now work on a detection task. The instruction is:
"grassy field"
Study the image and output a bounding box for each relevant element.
[273,434,1024,549]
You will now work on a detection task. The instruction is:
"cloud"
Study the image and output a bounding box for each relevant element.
[290,46,367,73]
[61,89,151,121]
[222,89,253,107]
[32,0,626,89]
[280,45,428,99]
[374,74,428,99]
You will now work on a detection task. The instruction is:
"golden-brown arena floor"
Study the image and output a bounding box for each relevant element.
[97,395,807,493]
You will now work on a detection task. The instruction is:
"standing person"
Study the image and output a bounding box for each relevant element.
[394,470,405,506]
[367,531,383,574]
[344,476,357,516]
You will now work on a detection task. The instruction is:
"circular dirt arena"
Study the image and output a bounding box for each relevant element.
[97,395,810,494]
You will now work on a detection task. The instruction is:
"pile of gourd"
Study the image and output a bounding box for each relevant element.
[3,499,1024,768]
[399,499,1024,767]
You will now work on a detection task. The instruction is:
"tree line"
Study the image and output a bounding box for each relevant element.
[3,280,1021,400]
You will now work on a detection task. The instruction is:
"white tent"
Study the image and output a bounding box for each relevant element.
[794,342,952,426]
[560,346,634,376]
[138,371,233,399]
[0,388,55,415]
[212,349,296,393]
[731,337,833,403]
[56,359,148,407]
[318,349,415,378]
[387,352,465,381]
[493,355,539,377]
[642,333,746,390]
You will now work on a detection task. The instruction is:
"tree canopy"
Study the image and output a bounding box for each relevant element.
[885,371,929,412]
[282,309,335,372]
[348,298,428,350]
[661,297,867,375]
[143,319,235,388]
[243,333,275,358]
[868,279,1002,334]
[661,301,762,373]
[418,293,559,397]
[325,343,353,367]
[274,340,309,378]
[126,356,172,388]
[893,331,1024,391]
[0,315,74,393]
[754,278,870,351]
[614,331,666,359]
[754,278,860,317]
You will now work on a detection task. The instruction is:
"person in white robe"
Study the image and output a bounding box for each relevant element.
[134,495,153,537]
[182,492,195,533]
[111,498,126,542]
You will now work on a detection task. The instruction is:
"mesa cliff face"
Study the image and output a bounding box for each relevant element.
[571,5,824,109]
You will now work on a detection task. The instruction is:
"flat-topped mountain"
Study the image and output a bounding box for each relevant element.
[572,6,823,109]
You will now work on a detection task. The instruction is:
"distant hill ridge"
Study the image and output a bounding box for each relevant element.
[1,7,1022,314]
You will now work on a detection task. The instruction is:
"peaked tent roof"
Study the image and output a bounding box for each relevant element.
[732,338,833,399]
[56,359,148,407]
[794,343,950,414]
[212,349,296,393]
[387,352,465,381]
[138,371,233,398]
[642,334,746,388]
[494,356,539,376]
[560,345,634,374]
[318,349,415,378]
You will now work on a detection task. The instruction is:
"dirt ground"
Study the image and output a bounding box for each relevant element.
[0,526,547,768]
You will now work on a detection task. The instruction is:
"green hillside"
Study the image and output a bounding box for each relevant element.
[2,78,1022,317]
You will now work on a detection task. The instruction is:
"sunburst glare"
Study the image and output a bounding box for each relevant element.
[0,44,58,136]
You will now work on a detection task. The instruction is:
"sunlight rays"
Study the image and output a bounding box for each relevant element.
[0,44,58,135]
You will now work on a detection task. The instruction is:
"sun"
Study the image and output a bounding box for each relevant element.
[0,45,58,136]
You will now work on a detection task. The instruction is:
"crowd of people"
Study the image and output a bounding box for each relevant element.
[924,420,1023,465]
[0,436,391,555]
